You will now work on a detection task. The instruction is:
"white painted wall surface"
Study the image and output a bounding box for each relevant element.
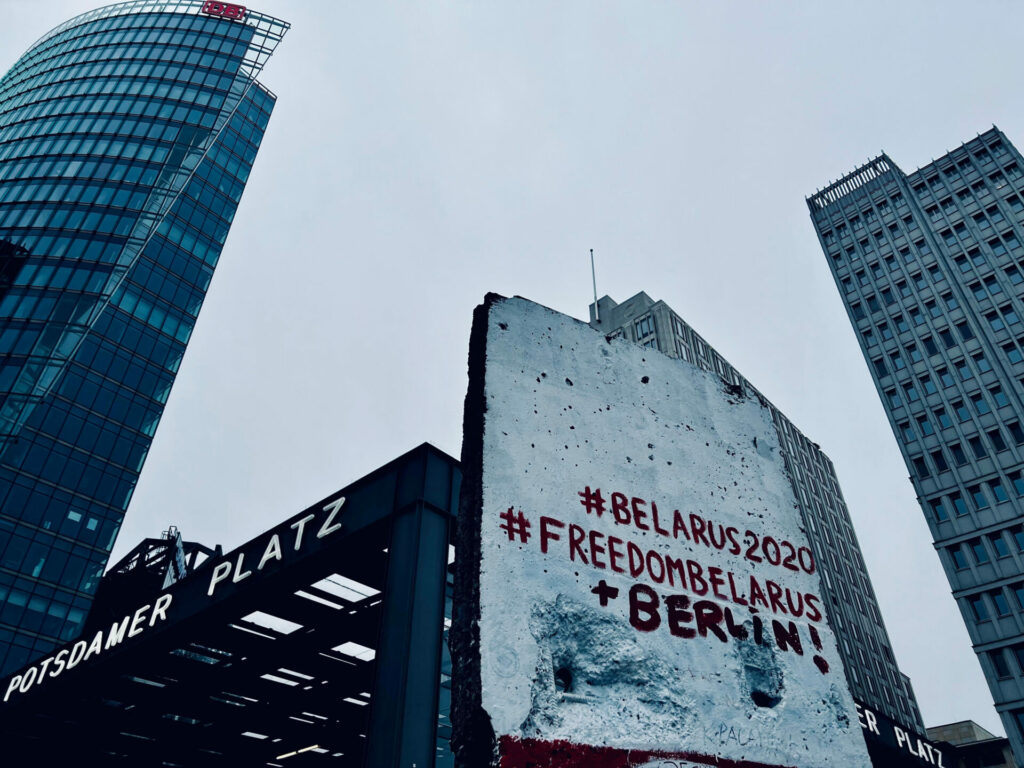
[476,296,870,767]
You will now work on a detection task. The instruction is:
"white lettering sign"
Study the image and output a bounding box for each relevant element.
[3,593,173,703]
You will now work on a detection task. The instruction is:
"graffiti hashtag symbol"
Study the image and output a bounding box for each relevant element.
[578,486,606,516]
[499,507,531,543]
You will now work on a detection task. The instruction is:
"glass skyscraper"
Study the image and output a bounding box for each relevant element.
[0,1,288,676]
[808,127,1024,762]
[589,291,926,734]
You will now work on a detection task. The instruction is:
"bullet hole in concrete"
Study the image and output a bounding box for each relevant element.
[641,376,650,384]
[565,378,574,386]
[554,665,573,693]
[751,690,782,708]
[498,322,508,330]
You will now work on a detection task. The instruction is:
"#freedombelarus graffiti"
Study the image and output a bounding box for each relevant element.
[452,295,871,768]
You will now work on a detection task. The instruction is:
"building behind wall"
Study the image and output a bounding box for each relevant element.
[807,127,1024,763]
[589,291,925,733]
[928,720,1017,768]
[0,1,288,676]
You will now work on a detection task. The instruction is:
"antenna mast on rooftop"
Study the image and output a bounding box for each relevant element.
[590,248,599,323]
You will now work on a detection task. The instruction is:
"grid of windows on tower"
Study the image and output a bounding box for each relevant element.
[809,127,1024,761]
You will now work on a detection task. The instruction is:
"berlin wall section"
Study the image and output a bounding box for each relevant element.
[451,294,871,768]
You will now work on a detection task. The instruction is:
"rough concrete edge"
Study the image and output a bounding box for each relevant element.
[451,292,504,768]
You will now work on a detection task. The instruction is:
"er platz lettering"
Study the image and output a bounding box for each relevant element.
[201,1,247,21]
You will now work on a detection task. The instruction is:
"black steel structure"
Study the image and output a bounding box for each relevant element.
[0,443,459,767]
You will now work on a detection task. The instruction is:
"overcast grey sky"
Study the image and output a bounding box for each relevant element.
[3,0,1021,736]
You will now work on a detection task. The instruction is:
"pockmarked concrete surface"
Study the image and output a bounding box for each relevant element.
[454,295,870,768]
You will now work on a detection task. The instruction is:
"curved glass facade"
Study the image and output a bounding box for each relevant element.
[0,1,288,675]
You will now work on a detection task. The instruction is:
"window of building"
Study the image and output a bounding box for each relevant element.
[954,400,971,421]
[922,336,938,355]
[970,486,989,510]
[1015,586,1024,612]
[973,537,993,563]
[985,275,1004,295]
[992,590,1012,617]
[958,322,975,341]
[929,498,948,522]
[911,307,925,326]
[900,422,915,442]
[1003,342,1023,364]
[991,533,1011,558]
[1004,306,1021,326]
[907,344,922,363]
[935,407,951,428]
[912,456,930,479]
[903,382,919,402]
[938,368,955,388]
[989,429,1008,453]
[956,360,974,381]
[867,295,881,313]
[991,649,1012,679]
[1008,421,1024,444]
[939,329,956,349]
[951,493,969,517]
[930,449,949,473]
[970,393,990,414]
[991,478,1010,502]
[913,273,927,290]
[890,352,905,371]
[873,358,887,377]
[895,315,910,333]
[885,388,900,407]
[950,545,968,569]
[987,311,1006,332]
[1010,472,1024,496]
[972,352,991,372]
[969,436,987,459]
[635,315,655,338]
[1007,266,1024,285]
[949,442,968,466]
[920,375,936,395]
[970,596,989,622]
[926,300,941,319]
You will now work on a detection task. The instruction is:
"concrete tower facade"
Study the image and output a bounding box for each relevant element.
[808,127,1024,761]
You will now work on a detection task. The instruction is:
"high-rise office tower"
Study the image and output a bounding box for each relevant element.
[0,1,288,676]
[590,292,925,733]
[808,127,1024,762]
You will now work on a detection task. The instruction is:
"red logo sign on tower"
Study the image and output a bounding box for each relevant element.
[201,1,247,21]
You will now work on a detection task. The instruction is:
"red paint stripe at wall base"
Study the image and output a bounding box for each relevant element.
[498,736,797,768]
